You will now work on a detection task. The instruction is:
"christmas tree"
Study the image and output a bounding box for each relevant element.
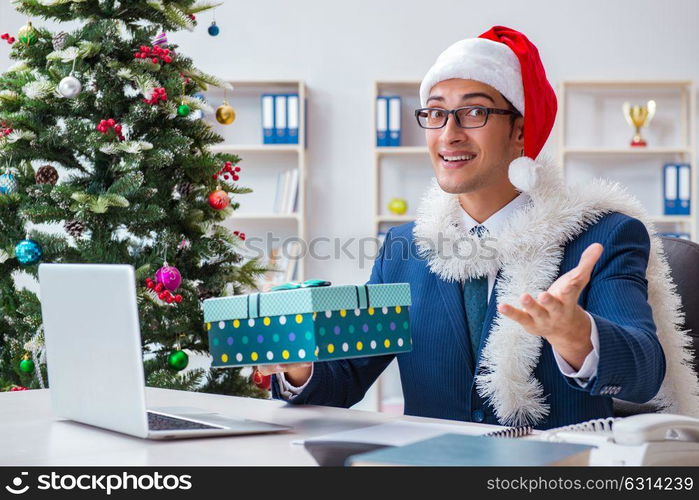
[0,0,267,397]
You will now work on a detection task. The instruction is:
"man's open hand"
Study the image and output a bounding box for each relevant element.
[497,243,604,370]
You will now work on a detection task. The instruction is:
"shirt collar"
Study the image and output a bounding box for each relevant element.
[460,192,531,235]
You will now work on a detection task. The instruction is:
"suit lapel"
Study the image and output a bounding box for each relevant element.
[476,269,502,367]
[434,273,473,372]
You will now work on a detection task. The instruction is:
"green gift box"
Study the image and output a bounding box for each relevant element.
[204,283,412,367]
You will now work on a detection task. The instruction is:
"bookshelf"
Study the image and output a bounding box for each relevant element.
[372,80,430,242]
[557,80,696,240]
[204,79,307,288]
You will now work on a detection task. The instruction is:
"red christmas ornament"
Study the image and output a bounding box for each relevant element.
[214,161,241,185]
[174,294,183,303]
[252,369,271,390]
[144,87,168,105]
[154,282,164,293]
[134,44,173,65]
[10,385,28,391]
[1,33,15,45]
[208,189,230,210]
[233,231,246,241]
[96,119,125,141]
[0,122,12,137]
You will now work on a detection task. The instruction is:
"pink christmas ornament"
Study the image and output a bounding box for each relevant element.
[153,32,168,46]
[155,264,182,292]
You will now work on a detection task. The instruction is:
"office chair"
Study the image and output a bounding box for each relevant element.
[613,236,699,417]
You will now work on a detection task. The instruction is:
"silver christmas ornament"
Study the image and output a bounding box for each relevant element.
[58,75,82,98]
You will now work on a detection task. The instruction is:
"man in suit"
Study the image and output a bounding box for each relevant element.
[258,26,698,429]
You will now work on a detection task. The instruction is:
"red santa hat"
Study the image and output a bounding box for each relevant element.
[419,26,557,191]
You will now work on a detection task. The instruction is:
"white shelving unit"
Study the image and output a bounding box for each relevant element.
[557,80,696,239]
[372,81,431,241]
[204,80,307,286]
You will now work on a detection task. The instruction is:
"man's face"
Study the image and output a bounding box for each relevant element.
[425,79,524,194]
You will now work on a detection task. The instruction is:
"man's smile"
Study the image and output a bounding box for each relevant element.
[439,151,478,168]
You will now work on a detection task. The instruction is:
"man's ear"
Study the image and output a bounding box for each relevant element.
[512,116,524,150]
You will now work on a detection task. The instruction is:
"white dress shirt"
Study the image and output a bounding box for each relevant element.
[277,192,599,398]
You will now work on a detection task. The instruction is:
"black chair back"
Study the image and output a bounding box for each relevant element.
[614,236,699,416]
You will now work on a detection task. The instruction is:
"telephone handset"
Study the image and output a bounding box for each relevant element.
[538,413,699,465]
[613,413,699,446]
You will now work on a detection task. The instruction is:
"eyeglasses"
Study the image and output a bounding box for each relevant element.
[414,105,519,129]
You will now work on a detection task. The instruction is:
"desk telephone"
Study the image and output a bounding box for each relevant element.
[538,413,699,465]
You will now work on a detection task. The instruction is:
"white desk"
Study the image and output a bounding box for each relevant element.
[0,388,499,466]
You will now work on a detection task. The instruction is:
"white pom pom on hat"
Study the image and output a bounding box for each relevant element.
[508,156,540,193]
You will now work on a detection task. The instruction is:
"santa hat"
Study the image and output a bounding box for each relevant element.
[419,26,557,192]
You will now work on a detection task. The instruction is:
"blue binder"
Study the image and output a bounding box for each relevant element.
[376,97,388,147]
[287,94,299,145]
[346,433,592,466]
[275,94,288,144]
[678,163,691,216]
[261,94,275,144]
[663,164,679,215]
[388,96,401,146]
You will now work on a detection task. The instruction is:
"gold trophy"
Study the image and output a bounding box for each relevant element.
[622,100,656,147]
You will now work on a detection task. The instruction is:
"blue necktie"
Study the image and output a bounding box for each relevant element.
[464,225,489,363]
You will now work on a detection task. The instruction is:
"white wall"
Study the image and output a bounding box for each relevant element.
[2,0,699,284]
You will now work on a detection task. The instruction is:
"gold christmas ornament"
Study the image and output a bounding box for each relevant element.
[215,101,236,125]
[18,21,38,46]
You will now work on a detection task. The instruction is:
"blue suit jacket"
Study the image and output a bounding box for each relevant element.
[272,212,666,430]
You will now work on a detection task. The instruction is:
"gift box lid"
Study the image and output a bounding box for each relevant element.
[203,283,411,323]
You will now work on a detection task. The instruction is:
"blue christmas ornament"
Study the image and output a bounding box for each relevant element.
[208,21,220,36]
[0,172,18,195]
[15,239,43,266]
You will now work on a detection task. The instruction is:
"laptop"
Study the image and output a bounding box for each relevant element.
[38,263,290,439]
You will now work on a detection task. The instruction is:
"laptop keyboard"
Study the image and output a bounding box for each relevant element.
[147,411,222,431]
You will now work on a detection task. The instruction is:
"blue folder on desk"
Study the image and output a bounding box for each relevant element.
[346,433,592,466]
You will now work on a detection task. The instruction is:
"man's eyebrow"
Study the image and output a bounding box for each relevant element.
[426,92,496,105]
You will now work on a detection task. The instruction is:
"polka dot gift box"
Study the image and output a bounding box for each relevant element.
[203,283,412,367]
